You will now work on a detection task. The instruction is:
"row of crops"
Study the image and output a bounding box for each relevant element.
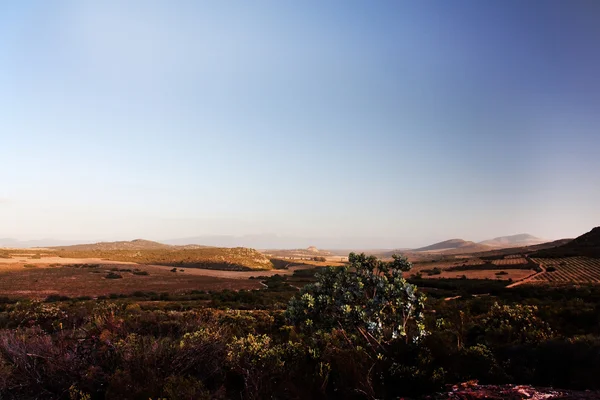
[491,257,528,265]
[531,257,600,283]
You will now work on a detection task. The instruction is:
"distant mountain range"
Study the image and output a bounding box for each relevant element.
[0,232,552,255]
[0,238,89,248]
[383,233,548,256]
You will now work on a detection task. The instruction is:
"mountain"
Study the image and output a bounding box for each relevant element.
[531,227,600,258]
[412,239,490,253]
[479,234,546,248]
[53,239,172,251]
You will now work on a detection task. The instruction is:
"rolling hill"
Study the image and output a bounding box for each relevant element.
[412,239,491,254]
[479,233,546,248]
[531,227,600,258]
[51,240,273,270]
[53,239,172,251]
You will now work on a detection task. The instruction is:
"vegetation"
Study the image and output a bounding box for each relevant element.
[0,253,600,398]
[53,247,274,271]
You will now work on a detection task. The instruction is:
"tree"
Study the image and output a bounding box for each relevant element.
[286,253,427,346]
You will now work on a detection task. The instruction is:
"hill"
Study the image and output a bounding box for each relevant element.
[51,239,273,270]
[479,233,546,248]
[413,239,491,253]
[53,239,172,251]
[531,227,600,258]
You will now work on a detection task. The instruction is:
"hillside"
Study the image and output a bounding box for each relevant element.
[469,238,573,258]
[531,227,600,258]
[479,233,546,248]
[53,239,172,251]
[413,239,490,253]
[51,240,273,270]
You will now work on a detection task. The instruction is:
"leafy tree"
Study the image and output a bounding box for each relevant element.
[286,253,427,346]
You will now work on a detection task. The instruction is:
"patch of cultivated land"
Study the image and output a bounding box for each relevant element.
[531,257,600,284]
[432,269,533,280]
[408,256,537,282]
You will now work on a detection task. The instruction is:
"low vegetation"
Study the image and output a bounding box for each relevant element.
[0,253,599,399]
[53,247,274,270]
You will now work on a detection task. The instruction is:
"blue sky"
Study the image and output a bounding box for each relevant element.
[1,1,599,248]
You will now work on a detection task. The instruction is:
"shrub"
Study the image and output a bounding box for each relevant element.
[44,295,71,302]
[482,302,553,345]
[286,253,427,346]
[106,272,123,279]
[133,271,149,276]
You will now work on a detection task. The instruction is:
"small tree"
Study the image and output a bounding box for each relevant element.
[286,253,427,346]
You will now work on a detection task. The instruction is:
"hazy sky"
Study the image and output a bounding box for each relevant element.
[1,1,599,248]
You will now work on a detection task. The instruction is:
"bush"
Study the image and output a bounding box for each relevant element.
[287,253,427,345]
[44,295,71,302]
[106,272,123,279]
[133,271,149,276]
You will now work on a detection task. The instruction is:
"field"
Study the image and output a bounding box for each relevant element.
[530,257,600,284]
[1,238,599,302]
[407,255,538,283]
[0,262,263,299]
[0,250,322,299]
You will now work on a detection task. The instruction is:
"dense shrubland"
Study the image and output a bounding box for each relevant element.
[0,254,599,399]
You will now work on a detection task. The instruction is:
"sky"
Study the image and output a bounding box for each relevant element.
[1,0,599,248]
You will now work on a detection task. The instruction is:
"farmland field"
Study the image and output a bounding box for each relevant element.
[530,257,600,284]
[491,257,528,265]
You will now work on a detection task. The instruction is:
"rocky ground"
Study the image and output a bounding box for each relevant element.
[426,382,600,399]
